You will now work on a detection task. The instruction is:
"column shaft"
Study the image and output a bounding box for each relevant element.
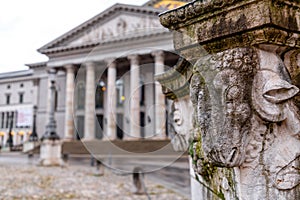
[128,55,141,139]
[153,51,166,138]
[64,64,75,140]
[106,60,117,140]
[84,62,96,140]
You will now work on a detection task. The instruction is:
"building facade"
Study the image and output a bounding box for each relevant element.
[0,0,190,146]
[0,70,37,147]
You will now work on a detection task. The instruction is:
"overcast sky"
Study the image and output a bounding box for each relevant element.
[0,0,148,73]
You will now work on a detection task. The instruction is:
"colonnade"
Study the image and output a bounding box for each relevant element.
[49,51,167,140]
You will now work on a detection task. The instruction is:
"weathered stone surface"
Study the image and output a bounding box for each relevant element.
[190,46,300,199]
[39,139,64,166]
[160,0,300,53]
[159,0,300,199]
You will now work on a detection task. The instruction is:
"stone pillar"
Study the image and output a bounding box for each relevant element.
[84,62,96,140]
[64,64,75,140]
[159,1,300,199]
[152,51,166,139]
[106,59,117,140]
[128,55,140,139]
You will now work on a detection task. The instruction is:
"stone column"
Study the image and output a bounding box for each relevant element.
[160,1,300,199]
[106,59,117,140]
[64,64,75,140]
[84,62,96,140]
[128,55,140,139]
[152,51,166,139]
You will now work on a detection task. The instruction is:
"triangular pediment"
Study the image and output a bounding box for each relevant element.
[68,13,164,46]
[38,4,166,54]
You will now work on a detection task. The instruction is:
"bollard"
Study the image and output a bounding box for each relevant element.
[132,167,147,195]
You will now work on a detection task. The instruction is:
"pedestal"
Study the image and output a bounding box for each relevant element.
[159,1,300,199]
[39,139,64,166]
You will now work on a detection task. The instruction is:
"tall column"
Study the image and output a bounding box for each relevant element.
[64,64,75,140]
[84,62,96,140]
[106,59,117,140]
[128,55,141,139]
[46,69,57,116]
[152,51,166,139]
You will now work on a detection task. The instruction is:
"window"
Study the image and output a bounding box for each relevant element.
[19,93,24,104]
[20,83,24,88]
[6,112,9,128]
[6,94,10,105]
[7,85,10,89]
[1,112,4,128]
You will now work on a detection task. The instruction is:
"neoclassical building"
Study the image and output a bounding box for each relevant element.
[1,0,190,146]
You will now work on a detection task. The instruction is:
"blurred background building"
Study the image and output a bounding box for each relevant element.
[0,0,190,147]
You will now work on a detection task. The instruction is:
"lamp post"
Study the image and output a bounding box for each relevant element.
[6,113,13,149]
[29,105,38,141]
[39,69,64,166]
[42,70,60,140]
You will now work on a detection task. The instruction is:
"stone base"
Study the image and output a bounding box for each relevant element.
[23,141,39,153]
[39,139,64,167]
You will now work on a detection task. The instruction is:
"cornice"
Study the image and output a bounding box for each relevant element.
[159,0,300,30]
[41,30,170,55]
[25,61,47,69]
[159,0,245,29]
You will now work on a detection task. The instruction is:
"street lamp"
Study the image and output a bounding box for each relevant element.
[41,69,60,141]
[29,105,38,141]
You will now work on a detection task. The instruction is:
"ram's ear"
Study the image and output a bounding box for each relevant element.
[263,80,299,103]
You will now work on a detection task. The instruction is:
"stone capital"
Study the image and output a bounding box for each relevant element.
[151,50,165,63]
[127,54,140,65]
[159,0,300,199]
[85,62,96,70]
[105,58,117,68]
[64,64,75,72]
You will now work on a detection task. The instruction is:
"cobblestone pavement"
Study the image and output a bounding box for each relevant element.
[0,163,188,200]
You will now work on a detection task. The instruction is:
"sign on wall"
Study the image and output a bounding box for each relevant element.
[17,108,32,127]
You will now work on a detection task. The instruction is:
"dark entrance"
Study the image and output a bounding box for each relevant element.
[117,114,124,139]
[96,115,103,139]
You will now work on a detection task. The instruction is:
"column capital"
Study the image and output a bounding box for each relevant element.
[65,64,75,71]
[151,50,164,58]
[85,61,96,70]
[152,51,165,65]
[105,58,117,68]
[127,54,140,65]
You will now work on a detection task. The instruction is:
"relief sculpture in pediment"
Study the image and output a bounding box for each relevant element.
[72,16,163,46]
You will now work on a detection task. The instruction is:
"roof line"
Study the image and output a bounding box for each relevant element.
[38,3,164,53]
